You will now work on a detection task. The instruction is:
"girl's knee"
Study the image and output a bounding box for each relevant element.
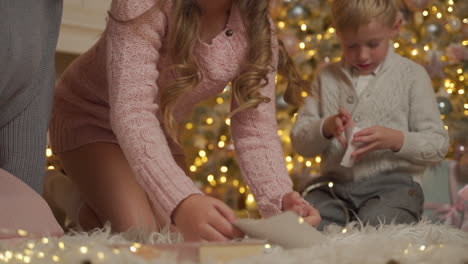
[110,207,158,233]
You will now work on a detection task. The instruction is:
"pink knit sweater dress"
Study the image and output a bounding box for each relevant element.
[49,0,293,225]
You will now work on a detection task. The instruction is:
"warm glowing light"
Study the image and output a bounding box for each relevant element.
[80,246,88,254]
[306,161,312,167]
[436,12,442,19]
[301,91,308,97]
[46,148,53,157]
[315,156,321,163]
[457,68,463,74]
[218,141,225,148]
[225,118,231,126]
[393,42,400,48]
[301,24,307,31]
[220,135,227,141]
[17,229,28,237]
[97,252,105,260]
[277,130,283,136]
[220,176,227,183]
[216,97,224,104]
[206,117,214,125]
[422,10,429,16]
[458,89,465,94]
[246,194,255,203]
[299,42,305,49]
[207,175,214,182]
[185,123,193,130]
[411,49,418,56]
[328,182,334,188]
[199,150,206,157]
[190,165,197,172]
[233,179,239,187]
[278,21,285,29]
[424,45,430,51]
[298,217,304,224]
[239,187,246,194]
[220,166,228,173]
[286,156,292,162]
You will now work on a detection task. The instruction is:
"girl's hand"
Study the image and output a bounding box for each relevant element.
[323,107,353,148]
[172,194,243,241]
[282,191,321,227]
[352,126,404,161]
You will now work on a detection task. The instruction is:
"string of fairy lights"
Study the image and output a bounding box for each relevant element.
[0,223,460,263]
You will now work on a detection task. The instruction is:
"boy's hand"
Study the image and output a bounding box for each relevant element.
[282,191,321,227]
[323,107,353,148]
[351,126,404,161]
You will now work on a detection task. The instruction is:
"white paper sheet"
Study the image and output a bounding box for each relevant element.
[233,212,324,249]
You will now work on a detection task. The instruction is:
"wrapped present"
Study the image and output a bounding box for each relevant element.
[424,160,468,231]
[123,239,268,263]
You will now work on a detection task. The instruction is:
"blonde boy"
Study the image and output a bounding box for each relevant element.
[291,0,449,230]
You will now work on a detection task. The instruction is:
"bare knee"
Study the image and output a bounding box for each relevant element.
[105,206,158,233]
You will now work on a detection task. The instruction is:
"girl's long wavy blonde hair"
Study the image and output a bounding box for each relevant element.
[110,0,306,144]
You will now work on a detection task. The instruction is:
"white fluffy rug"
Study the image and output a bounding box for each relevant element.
[1,222,467,264]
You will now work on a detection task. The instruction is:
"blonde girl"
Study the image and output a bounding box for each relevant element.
[48,0,320,241]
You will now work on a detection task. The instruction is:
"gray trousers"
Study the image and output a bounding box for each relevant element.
[304,173,424,231]
[0,0,62,194]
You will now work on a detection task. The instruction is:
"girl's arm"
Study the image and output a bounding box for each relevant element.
[230,23,294,218]
[106,0,202,224]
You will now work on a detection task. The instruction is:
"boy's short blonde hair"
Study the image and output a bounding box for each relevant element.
[331,0,399,33]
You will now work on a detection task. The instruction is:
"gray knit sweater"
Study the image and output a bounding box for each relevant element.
[290,47,449,184]
[0,0,62,193]
[0,0,62,126]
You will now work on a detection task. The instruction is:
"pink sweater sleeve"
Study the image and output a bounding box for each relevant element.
[106,0,202,224]
[230,26,293,218]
